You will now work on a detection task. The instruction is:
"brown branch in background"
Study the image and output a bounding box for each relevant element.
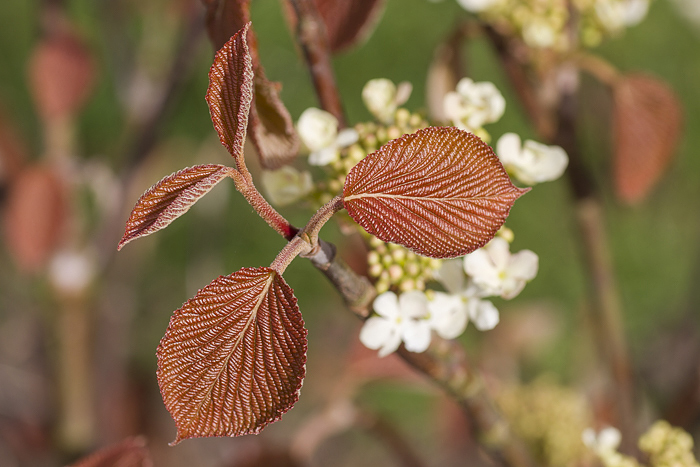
[553,66,636,446]
[287,0,347,127]
[307,241,538,467]
[356,410,429,467]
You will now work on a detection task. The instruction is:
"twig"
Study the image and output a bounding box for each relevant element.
[306,239,537,467]
[356,410,430,467]
[287,0,347,127]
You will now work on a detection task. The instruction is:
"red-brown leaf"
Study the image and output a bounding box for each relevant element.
[69,437,152,467]
[201,0,252,51]
[3,165,66,273]
[157,267,307,443]
[28,27,95,121]
[613,74,683,204]
[206,22,254,169]
[343,127,528,258]
[118,164,233,250]
[249,71,301,169]
[286,0,386,53]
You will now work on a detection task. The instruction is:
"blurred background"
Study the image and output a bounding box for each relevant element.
[1,0,699,465]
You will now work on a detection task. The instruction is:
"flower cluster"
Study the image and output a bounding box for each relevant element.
[360,231,538,356]
[367,236,441,294]
[454,0,651,50]
[583,421,699,467]
[443,77,505,142]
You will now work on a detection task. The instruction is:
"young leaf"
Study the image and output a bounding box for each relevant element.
[249,72,301,169]
[118,164,233,250]
[343,127,528,258]
[206,22,254,169]
[157,267,307,443]
[613,74,683,204]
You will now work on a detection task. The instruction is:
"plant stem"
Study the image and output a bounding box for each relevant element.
[287,0,347,127]
[299,196,345,247]
[271,236,312,274]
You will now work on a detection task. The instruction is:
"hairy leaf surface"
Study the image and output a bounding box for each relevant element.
[118,165,232,250]
[157,267,307,443]
[206,22,254,169]
[613,74,682,204]
[343,127,527,258]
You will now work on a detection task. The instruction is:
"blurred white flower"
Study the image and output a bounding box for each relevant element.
[444,78,505,132]
[360,291,431,357]
[522,18,557,48]
[297,108,358,166]
[463,237,538,299]
[582,426,622,455]
[260,166,313,207]
[596,0,649,31]
[467,299,500,330]
[433,260,501,332]
[426,292,468,339]
[496,132,568,185]
[457,0,499,13]
[362,78,412,124]
[49,249,96,295]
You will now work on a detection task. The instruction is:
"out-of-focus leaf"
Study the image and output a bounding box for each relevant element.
[206,23,254,170]
[69,437,152,467]
[28,28,95,121]
[118,164,233,250]
[613,74,683,204]
[249,72,301,169]
[0,107,28,183]
[3,165,66,273]
[157,267,307,443]
[286,0,386,53]
[201,0,252,52]
[343,127,528,258]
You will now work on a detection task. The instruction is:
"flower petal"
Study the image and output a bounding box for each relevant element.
[401,320,432,353]
[496,132,523,165]
[360,316,395,350]
[398,290,429,319]
[428,292,469,339]
[435,258,465,295]
[468,299,500,331]
[373,291,400,319]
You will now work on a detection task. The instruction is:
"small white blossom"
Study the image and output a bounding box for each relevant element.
[522,19,557,48]
[362,79,412,124]
[261,166,313,207]
[297,108,358,166]
[463,237,538,300]
[433,259,500,332]
[582,426,622,455]
[49,249,95,295]
[496,132,568,185]
[360,291,431,357]
[596,0,649,32]
[444,78,505,132]
[457,0,499,13]
[426,292,468,339]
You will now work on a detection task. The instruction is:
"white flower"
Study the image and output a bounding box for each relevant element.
[260,166,313,207]
[496,133,568,185]
[522,19,557,48]
[433,260,501,332]
[49,249,96,295]
[595,0,649,32]
[426,292,468,339]
[360,291,431,357]
[444,78,505,132]
[582,426,622,455]
[297,108,358,166]
[463,237,538,299]
[457,0,499,13]
[362,79,412,124]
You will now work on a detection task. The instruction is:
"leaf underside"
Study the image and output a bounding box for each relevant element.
[118,164,232,250]
[614,74,683,204]
[343,126,528,258]
[206,22,254,169]
[157,267,307,443]
[249,71,300,169]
